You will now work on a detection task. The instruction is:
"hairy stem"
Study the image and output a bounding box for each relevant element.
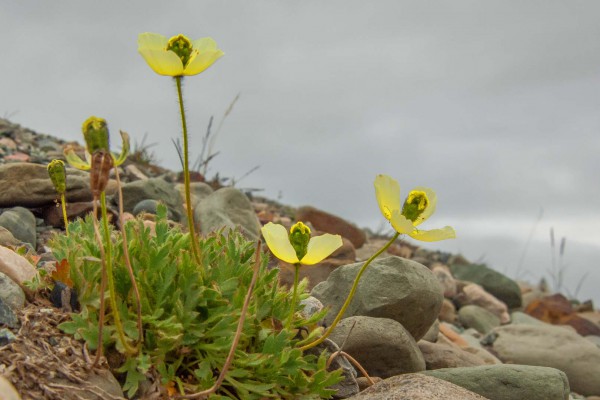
[175,76,202,265]
[287,263,301,330]
[60,193,69,236]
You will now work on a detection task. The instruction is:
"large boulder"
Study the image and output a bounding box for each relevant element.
[116,177,185,222]
[196,187,261,240]
[487,323,600,396]
[328,316,425,378]
[450,263,522,309]
[423,365,570,400]
[312,256,442,341]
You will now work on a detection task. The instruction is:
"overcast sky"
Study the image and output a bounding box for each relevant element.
[2,1,599,303]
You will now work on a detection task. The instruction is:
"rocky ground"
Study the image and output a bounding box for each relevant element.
[1,117,600,400]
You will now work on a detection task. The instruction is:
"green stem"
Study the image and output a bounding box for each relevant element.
[60,193,68,236]
[101,192,136,355]
[175,76,202,265]
[287,263,301,330]
[299,232,400,351]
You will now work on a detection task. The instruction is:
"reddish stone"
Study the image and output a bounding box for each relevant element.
[296,206,366,248]
[5,152,30,162]
[525,294,600,336]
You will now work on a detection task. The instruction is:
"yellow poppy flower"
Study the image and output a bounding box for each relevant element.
[138,33,224,77]
[261,222,342,265]
[374,174,456,242]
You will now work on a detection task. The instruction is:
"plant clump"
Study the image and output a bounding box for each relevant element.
[50,204,341,399]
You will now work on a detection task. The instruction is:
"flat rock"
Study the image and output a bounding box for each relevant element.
[422,364,570,400]
[488,323,600,396]
[348,373,488,400]
[0,163,116,207]
[312,256,443,341]
[328,316,425,378]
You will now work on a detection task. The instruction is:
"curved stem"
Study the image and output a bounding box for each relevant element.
[101,192,136,355]
[114,166,143,346]
[299,233,400,351]
[175,76,202,265]
[287,263,301,330]
[60,193,69,236]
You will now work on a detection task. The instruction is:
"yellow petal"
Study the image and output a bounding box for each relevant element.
[411,186,437,226]
[301,234,343,265]
[191,37,219,52]
[261,223,299,264]
[113,130,130,166]
[374,174,401,220]
[409,226,456,242]
[184,50,224,76]
[138,32,168,51]
[390,210,415,234]
[138,49,184,76]
[64,147,91,171]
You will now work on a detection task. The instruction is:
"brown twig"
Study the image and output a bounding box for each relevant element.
[114,164,143,346]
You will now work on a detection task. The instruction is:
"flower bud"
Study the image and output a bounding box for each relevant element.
[47,159,67,194]
[289,222,311,262]
[82,116,110,154]
[90,150,113,197]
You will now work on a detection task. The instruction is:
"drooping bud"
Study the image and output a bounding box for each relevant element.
[167,34,193,67]
[401,190,429,222]
[82,116,110,154]
[47,159,67,194]
[90,150,113,197]
[289,222,311,262]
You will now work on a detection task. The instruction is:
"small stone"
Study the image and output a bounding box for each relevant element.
[0,271,26,311]
[0,328,17,346]
[0,297,19,328]
[0,375,21,400]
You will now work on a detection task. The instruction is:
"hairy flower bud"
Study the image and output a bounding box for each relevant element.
[289,222,311,262]
[47,159,67,194]
[82,116,110,154]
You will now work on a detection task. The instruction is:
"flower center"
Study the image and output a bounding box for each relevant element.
[289,222,311,262]
[167,34,194,67]
[402,190,428,222]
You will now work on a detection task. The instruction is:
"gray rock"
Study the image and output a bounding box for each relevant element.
[0,272,26,311]
[510,311,550,326]
[176,182,214,208]
[422,364,570,400]
[418,340,488,370]
[312,256,443,341]
[305,339,359,399]
[196,187,261,240]
[348,373,488,400]
[0,163,109,207]
[0,297,19,328]
[132,199,174,220]
[117,178,185,222]
[422,319,440,342]
[488,324,600,396]
[459,304,501,334]
[0,206,37,247]
[328,316,425,378]
[0,328,17,346]
[450,263,522,309]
